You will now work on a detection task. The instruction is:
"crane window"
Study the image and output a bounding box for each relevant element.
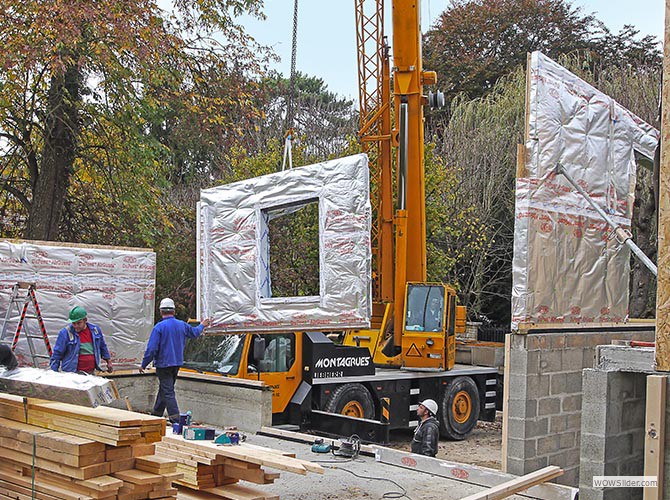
[249,334,296,373]
[404,285,445,332]
[259,198,320,300]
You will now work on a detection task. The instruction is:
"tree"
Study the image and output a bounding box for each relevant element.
[423,0,661,104]
[0,0,267,243]
[423,0,597,102]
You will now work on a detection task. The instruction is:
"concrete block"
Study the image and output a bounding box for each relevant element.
[550,373,567,395]
[471,345,505,367]
[504,457,525,476]
[559,431,576,450]
[608,372,635,401]
[537,435,560,455]
[565,334,589,348]
[632,372,648,398]
[619,456,644,476]
[604,432,632,461]
[561,394,582,412]
[566,412,582,431]
[539,351,562,373]
[506,438,537,459]
[579,458,618,481]
[550,334,567,349]
[526,374,550,399]
[580,432,606,462]
[621,399,646,431]
[506,398,536,419]
[582,401,619,435]
[558,467,579,488]
[596,345,655,373]
[583,348,596,369]
[526,334,550,351]
[505,417,526,439]
[565,371,583,393]
[562,349,584,371]
[521,456,549,474]
[582,369,610,405]
[525,417,549,438]
[550,414,568,433]
[538,397,561,416]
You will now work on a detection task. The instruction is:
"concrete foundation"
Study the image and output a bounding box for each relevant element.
[577,344,670,500]
[503,326,655,487]
[578,368,648,500]
[107,371,273,432]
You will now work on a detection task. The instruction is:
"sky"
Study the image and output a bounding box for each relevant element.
[239,0,665,101]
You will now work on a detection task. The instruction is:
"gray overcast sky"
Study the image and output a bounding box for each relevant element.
[240,0,664,101]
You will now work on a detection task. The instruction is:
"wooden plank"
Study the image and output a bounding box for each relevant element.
[28,400,165,428]
[657,0,670,371]
[0,469,94,500]
[113,469,166,485]
[516,144,527,179]
[644,375,666,500]
[162,434,323,475]
[372,446,578,500]
[221,465,279,484]
[458,466,563,500]
[33,469,123,494]
[0,436,105,467]
[257,425,376,455]
[1,446,111,480]
[516,321,654,334]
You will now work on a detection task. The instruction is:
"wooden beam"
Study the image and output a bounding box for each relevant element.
[501,333,511,472]
[458,466,563,500]
[656,0,670,371]
[644,375,666,500]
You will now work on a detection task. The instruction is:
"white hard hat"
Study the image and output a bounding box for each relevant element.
[159,298,175,310]
[420,399,438,416]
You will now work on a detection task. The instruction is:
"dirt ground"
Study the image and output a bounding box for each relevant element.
[385,411,504,470]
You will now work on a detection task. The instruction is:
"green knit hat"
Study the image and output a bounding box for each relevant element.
[68,306,87,322]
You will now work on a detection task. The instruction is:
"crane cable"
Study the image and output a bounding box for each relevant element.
[281,0,299,171]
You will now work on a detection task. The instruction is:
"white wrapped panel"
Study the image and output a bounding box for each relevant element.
[512,52,659,329]
[199,154,372,332]
[0,240,155,368]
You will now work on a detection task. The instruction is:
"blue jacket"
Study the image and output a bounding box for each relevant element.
[141,316,204,369]
[49,322,111,373]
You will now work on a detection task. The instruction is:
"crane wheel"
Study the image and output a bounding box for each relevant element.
[439,376,480,440]
[324,383,375,419]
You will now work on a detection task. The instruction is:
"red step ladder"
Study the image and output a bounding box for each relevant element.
[0,282,52,367]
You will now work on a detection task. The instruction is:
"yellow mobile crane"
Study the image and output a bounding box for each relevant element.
[184,0,497,442]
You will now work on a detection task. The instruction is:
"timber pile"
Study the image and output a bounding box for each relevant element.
[0,392,181,499]
[155,433,324,500]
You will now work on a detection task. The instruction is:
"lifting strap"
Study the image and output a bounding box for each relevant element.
[281,0,299,171]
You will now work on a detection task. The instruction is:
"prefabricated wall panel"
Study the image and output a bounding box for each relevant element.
[0,240,156,368]
[512,52,659,329]
[199,154,372,332]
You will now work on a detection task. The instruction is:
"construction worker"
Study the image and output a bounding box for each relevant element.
[424,297,443,332]
[49,306,113,374]
[411,399,440,457]
[0,344,18,370]
[139,298,211,423]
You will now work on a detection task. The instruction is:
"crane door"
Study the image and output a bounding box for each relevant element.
[401,283,457,370]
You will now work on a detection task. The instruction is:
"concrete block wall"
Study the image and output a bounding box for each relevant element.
[578,369,647,500]
[504,328,654,487]
[108,372,273,432]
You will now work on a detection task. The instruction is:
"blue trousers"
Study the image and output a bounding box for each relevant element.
[152,366,180,422]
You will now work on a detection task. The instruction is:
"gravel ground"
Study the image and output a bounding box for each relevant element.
[386,411,504,470]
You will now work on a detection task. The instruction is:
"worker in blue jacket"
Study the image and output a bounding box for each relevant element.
[139,298,211,423]
[49,306,113,374]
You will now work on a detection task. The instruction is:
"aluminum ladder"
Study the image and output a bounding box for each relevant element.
[0,282,52,367]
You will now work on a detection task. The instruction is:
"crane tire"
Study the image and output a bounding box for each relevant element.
[324,383,375,420]
[440,376,480,440]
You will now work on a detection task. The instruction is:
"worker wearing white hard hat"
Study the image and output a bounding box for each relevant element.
[139,297,212,423]
[411,399,440,456]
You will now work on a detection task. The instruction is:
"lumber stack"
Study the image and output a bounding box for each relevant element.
[0,392,181,500]
[154,433,324,500]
